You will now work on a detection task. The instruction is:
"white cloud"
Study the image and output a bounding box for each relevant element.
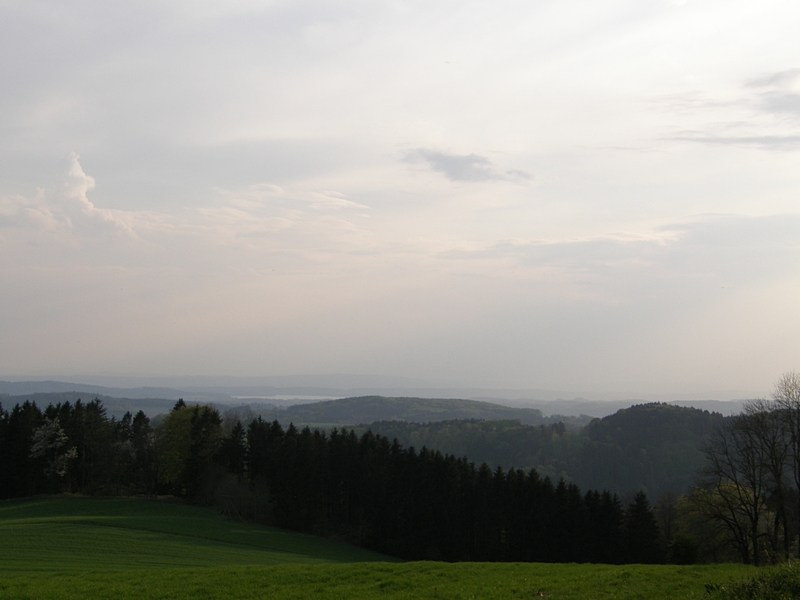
[0,190,62,232]
[65,153,137,235]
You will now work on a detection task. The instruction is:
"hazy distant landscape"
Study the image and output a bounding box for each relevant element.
[4,0,800,597]
[4,376,796,598]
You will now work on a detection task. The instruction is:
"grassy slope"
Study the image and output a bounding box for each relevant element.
[0,497,754,599]
[0,496,391,570]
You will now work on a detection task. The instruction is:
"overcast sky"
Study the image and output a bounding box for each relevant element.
[2,0,799,399]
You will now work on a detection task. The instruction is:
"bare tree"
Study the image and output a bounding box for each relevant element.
[701,412,772,565]
[744,398,791,559]
[772,371,800,545]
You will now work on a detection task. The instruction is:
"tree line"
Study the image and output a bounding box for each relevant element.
[0,397,663,564]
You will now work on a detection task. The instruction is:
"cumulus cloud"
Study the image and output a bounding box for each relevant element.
[0,190,63,231]
[64,153,136,235]
[405,149,530,183]
[0,155,137,237]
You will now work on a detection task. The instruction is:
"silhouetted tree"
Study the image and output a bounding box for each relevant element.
[625,491,663,563]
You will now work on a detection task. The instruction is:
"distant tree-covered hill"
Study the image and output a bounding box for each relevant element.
[258,396,581,427]
[353,419,580,483]
[358,403,726,498]
[0,392,177,418]
[571,402,725,498]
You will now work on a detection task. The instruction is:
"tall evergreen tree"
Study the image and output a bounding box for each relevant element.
[625,491,663,563]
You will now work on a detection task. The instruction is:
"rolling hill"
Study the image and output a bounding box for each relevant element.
[0,496,391,570]
[253,395,562,426]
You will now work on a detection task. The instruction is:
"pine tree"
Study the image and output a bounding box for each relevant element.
[625,491,664,563]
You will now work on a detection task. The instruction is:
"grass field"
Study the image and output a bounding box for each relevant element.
[0,497,755,599]
[0,496,390,569]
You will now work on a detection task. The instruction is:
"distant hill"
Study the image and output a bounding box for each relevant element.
[360,403,725,498]
[570,402,725,498]
[0,391,178,418]
[259,395,553,426]
[0,380,184,398]
[0,380,234,404]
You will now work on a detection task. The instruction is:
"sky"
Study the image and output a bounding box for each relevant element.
[1,0,799,399]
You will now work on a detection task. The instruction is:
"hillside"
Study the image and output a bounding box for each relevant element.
[0,391,178,418]
[360,403,725,498]
[0,497,391,570]
[252,395,571,426]
[571,402,725,497]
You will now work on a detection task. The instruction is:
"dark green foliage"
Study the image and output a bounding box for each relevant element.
[624,491,664,563]
[0,401,45,496]
[271,396,551,426]
[669,534,699,565]
[361,403,724,498]
[572,403,724,497]
[0,391,178,419]
[241,419,647,563]
[0,397,667,564]
[0,399,157,497]
[358,419,578,483]
[706,562,800,599]
[218,421,248,477]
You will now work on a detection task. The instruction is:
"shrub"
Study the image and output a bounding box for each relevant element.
[706,562,800,600]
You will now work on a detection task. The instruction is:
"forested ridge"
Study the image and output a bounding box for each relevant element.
[0,397,664,564]
[237,395,585,428]
[358,403,725,498]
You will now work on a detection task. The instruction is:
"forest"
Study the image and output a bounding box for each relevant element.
[1,397,663,564]
[356,402,723,499]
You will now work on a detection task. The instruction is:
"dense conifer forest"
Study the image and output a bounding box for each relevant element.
[0,398,665,564]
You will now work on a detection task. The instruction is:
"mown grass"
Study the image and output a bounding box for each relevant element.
[0,496,391,569]
[0,497,755,599]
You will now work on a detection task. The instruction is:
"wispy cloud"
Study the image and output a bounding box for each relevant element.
[0,157,371,254]
[743,69,800,120]
[438,214,800,289]
[745,69,800,89]
[671,132,800,149]
[405,149,530,183]
[219,183,369,211]
[663,68,800,149]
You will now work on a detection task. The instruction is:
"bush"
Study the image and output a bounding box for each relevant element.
[706,562,800,600]
[668,534,698,565]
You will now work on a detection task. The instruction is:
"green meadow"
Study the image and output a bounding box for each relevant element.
[0,497,755,599]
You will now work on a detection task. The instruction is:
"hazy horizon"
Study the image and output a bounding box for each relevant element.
[0,373,762,406]
[2,1,799,398]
